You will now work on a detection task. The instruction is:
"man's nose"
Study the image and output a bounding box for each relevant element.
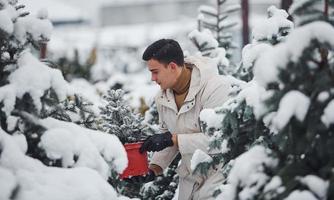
[151,74,157,82]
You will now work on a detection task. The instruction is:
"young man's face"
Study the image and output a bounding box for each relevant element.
[147,59,178,90]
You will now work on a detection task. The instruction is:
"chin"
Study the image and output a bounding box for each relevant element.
[160,85,167,90]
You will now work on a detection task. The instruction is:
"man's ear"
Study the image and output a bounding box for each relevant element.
[169,62,178,70]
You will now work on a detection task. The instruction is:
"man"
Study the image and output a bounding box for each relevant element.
[139,39,230,199]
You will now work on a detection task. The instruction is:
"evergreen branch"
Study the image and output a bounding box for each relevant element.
[202,22,218,31]
[15,4,25,10]
[200,10,218,18]
[218,22,238,31]
[0,59,17,66]
[218,14,228,22]
[218,0,227,6]
[223,5,241,14]
[15,12,29,21]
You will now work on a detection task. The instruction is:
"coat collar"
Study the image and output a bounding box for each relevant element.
[156,55,218,112]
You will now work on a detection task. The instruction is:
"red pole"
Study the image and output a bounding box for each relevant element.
[40,42,47,59]
[281,0,293,12]
[281,0,293,21]
[241,0,249,46]
[324,0,329,19]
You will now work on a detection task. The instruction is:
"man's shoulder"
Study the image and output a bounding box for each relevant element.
[205,74,230,87]
[202,75,231,96]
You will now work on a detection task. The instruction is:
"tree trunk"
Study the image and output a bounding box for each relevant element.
[241,0,249,46]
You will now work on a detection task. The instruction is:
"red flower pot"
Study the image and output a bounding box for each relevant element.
[120,142,149,179]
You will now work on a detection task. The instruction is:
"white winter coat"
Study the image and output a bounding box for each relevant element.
[151,55,231,200]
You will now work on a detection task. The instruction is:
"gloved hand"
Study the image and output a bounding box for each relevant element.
[123,169,156,183]
[139,131,174,153]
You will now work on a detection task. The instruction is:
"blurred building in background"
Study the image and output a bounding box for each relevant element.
[20,0,292,80]
[99,0,210,26]
[20,0,87,26]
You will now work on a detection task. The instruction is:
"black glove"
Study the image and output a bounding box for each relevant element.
[139,131,174,153]
[123,169,156,183]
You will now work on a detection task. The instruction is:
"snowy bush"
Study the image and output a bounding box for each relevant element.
[253,20,334,199]
[0,1,129,199]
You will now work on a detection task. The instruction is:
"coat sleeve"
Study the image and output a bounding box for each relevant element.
[150,96,179,170]
[178,76,230,155]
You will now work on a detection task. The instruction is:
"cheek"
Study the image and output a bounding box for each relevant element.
[157,73,163,81]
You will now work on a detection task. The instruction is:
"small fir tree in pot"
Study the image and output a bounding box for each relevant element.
[99,89,153,198]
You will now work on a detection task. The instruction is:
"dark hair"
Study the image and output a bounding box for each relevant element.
[142,39,184,66]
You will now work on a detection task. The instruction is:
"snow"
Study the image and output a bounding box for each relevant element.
[11,132,28,154]
[188,29,230,69]
[0,2,16,34]
[215,184,236,200]
[220,139,230,154]
[199,108,224,130]
[254,21,334,87]
[39,117,128,177]
[298,175,329,199]
[0,51,71,116]
[317,91,330,102]
[188,29,218,49]
[270,91,310,131]
[217,78,266,120]
[0,128,120,200]
[252,6,293,41]
[321,99,334,127]
[237,81,266,113]
[263,176,284,194]
[6,115,18,132]
[0,166,17,200]
[241,43,272,71]
[190,149,213,172]
[14,14,53,44]
[68,78,105,114]
[37,8,48,20]
[284,190,317,200]
[227,146,278,200]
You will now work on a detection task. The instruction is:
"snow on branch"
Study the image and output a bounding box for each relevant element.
[0,51,72,116]
[269,90,310,131]
[39,117,128,179]
[252,6,293,43]
[254,21,334,87]
[0,128,119,200]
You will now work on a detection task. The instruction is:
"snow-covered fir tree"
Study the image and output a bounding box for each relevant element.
[189,28,230,75]
[0,1,129,199]
[289,0,334,26]
[143,100,159,126]
[188,0,240,75]
[45,94,98,130]
[197,0,240,59]
[140,154,181,200]
[252,20,334,199]
[236,5,294,81]
[99,89,157,198]
[194,6,294,199]
[213,1,334,199]
[99,89,152,144]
